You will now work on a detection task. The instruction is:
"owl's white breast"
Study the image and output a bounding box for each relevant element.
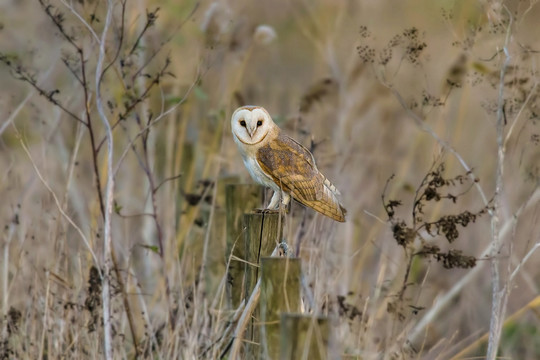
[243,155,280,191]
[233,135,280,191]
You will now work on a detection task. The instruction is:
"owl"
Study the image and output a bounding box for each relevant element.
[231,105,346,222]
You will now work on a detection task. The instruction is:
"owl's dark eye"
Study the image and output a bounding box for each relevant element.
[240,120,246,127]
[257,120,263,126]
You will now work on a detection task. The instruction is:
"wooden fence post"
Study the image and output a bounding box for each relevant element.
[280,313,330,360]
[205,176,239,298]
[243,213,284,298]
[225,184,263,308]
[259,257,302,360]
[243,213,285,358]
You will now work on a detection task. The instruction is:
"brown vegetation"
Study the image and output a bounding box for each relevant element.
[0,0,539,358]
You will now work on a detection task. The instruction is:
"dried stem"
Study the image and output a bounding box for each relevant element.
[487,7,513,359]
[95,0,115,358]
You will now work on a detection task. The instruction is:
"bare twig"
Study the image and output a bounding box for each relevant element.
[408,186,540,344]
[100,0,127,85]
[60,0,100,42]
[385,85,490,208]
[510,240,540,283]
[112,67,202,177]
[486,7,513,359]
[95,0,115,358]
[96,58,173,152]
[153,174,183,194]
[14,129,100,268]
[0,91,32,137]
[129,8,160,56]
[0,53,86,125]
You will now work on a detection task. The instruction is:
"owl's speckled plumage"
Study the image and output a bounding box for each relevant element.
[231,105,346,222]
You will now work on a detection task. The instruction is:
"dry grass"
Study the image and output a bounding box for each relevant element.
[1,0,540,359]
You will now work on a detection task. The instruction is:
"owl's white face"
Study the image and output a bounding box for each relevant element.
[231,106,274,145]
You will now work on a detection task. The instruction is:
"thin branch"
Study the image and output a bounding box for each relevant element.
[0,91,33,137]
[96,58,172,152]
[486,7,513,359]
[131,47,163,82]
[129,8,160,56]
[408,180,539,345]
[142,145,165,256]
[95,0,115,358]
[114,118,166,256]
[79,46,107,218]
[385,85,490,208]
[14,128,100,269]
[153,174,183,194]
[39,0,82,54]
[510,240,540,283]
[503,81,538,150]
[112,66,202,177]
[100,0,127,85]
[116,212,156,218]
[0,53,86,126]
[93,0,202,153]
[61,57,84,86]
[60,0,100,42]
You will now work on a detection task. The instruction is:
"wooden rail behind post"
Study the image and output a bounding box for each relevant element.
[259,257,301,360]
[280,313,330,360]
[225,184,264,308]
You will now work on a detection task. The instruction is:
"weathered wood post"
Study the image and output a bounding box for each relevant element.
[205,176,239,298]
[226,212,286,359]
[259,257,302,359]
[243,213,284,298]
[243,213,285,357]
[225,184,263,308]
[280,313,330,360]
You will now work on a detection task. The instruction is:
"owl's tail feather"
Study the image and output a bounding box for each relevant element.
[323,177,341,196]
[304,184,347,222]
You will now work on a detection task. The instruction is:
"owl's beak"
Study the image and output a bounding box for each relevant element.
[247,124,256,138]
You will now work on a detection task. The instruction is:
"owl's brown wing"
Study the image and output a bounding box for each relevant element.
[256,133,346,222]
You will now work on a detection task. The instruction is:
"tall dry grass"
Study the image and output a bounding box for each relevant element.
[0,0,539,359]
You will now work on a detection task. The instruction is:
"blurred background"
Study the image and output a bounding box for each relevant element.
[0,0,539,358]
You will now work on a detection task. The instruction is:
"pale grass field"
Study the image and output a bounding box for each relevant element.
[0,0,539,359]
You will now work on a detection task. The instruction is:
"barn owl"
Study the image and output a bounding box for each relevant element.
[231,105,346,222]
